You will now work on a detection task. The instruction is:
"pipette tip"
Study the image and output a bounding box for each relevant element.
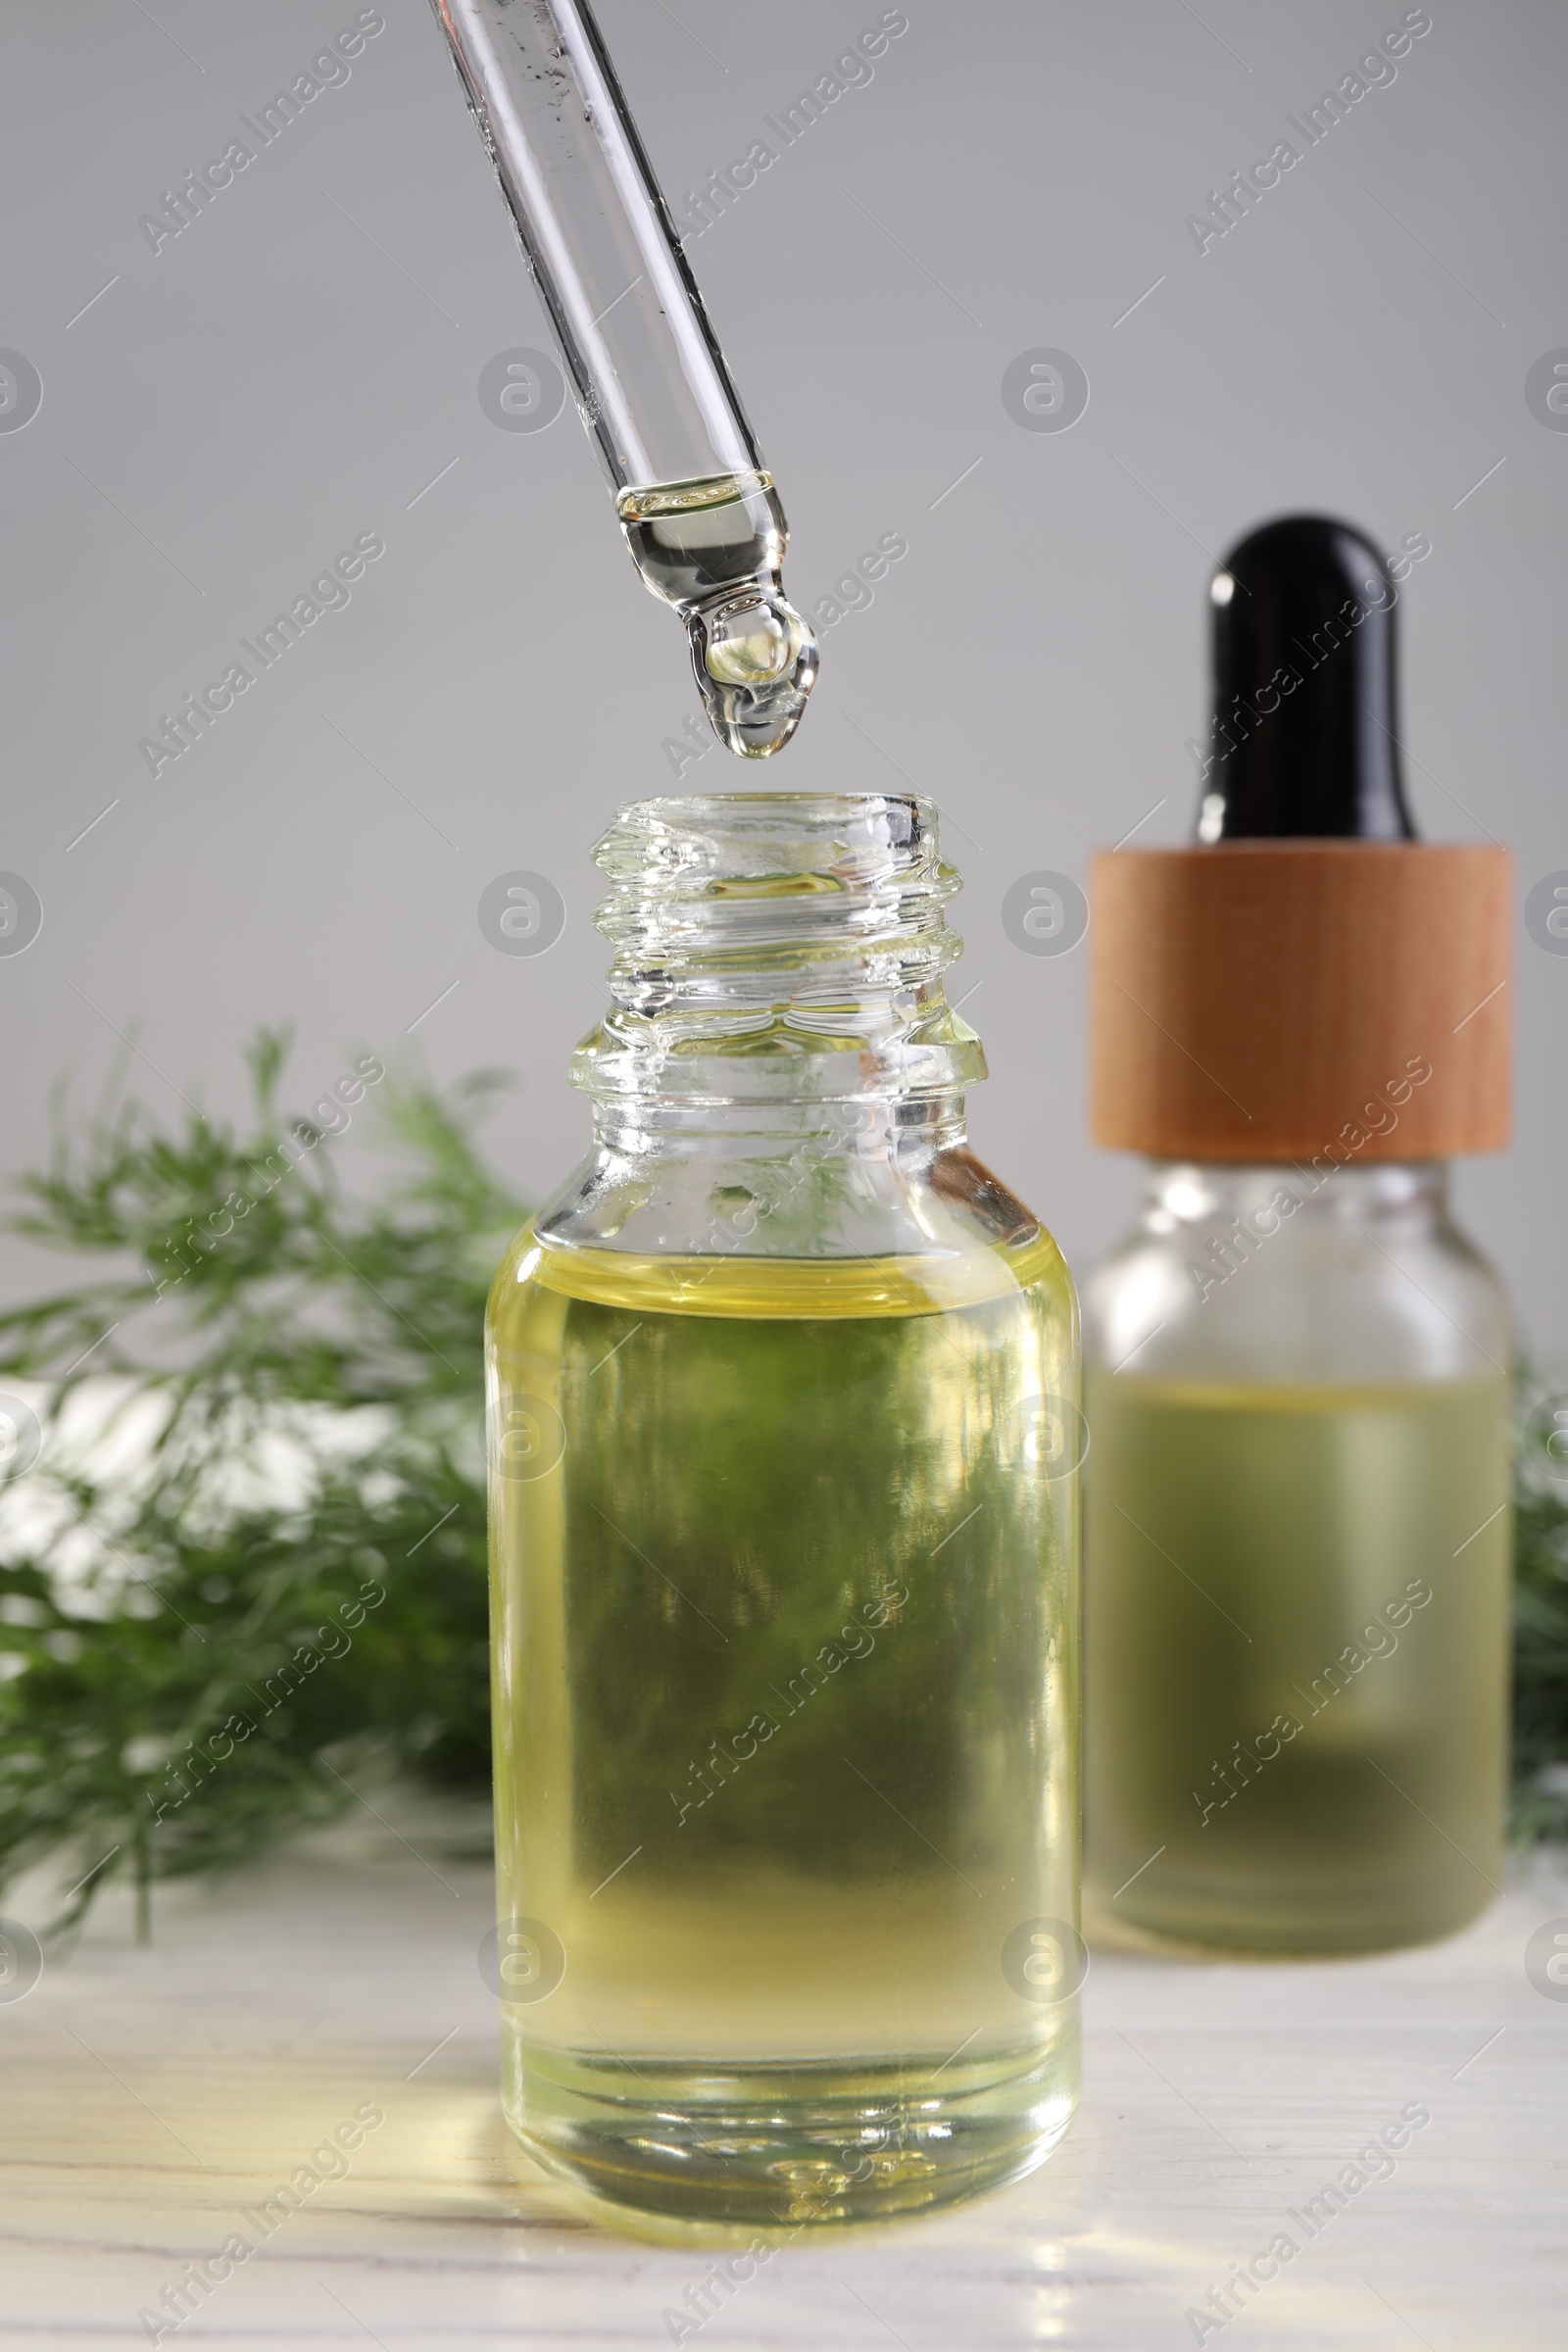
[689,589,819,758]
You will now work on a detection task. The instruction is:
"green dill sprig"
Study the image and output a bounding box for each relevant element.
[0,1033,522,1937]
[1512,1378,1568,1840]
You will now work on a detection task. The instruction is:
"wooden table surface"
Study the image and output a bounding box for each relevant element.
[4,1815,1565,2351]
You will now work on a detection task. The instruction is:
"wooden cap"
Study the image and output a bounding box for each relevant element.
[1090,842,1511,1160]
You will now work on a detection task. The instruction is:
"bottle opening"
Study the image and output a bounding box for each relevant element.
[574,793,986,1105]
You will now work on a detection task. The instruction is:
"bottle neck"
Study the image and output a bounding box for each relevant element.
[592,1092,969,1156]
[1141,1157,1449,1234]
[1084,1152,1509,1386]
[573,792,986,1153]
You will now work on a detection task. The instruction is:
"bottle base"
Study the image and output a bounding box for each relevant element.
[504,2040,1078,2226]
[1085,1878,1497,1961]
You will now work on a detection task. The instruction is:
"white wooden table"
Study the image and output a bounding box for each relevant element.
[4,1811,1564,2351]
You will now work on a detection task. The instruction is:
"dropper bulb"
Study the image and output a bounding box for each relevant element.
[1200,513,1415,841]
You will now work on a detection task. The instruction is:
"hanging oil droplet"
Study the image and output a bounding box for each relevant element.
[616,471,819,757]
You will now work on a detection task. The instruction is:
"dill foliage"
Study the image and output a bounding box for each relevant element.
[1512,1383,1568,1839]
[0,1035,523,1936]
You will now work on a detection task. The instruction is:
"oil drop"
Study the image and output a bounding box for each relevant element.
[616,472,818,756]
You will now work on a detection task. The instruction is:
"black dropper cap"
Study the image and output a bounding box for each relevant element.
[1199,514,1416,841]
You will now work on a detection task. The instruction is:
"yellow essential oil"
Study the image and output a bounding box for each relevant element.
[488,1230,1079,2222]
[1085,1371,1509,1953]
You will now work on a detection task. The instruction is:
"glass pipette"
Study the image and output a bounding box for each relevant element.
[429,0,818,757]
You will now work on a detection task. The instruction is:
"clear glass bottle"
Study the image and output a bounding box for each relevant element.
[486,793,1080,2224]
[1084,1157,1511,1954]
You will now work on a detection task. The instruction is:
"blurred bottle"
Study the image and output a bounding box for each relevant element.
[1082,516,1512,1954]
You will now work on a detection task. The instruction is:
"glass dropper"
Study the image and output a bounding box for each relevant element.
[429,0,818,757]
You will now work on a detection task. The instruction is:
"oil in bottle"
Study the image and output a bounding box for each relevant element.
[1086,1368,1509,1951]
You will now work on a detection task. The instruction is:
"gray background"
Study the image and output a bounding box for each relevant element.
[2,0,1563,1339]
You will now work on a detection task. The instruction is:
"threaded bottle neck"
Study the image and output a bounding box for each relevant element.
[573,793,987,1111]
